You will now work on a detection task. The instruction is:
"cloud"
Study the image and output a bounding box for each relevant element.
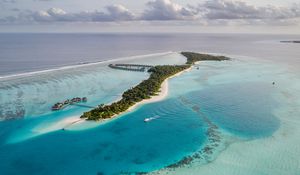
[197,0,300,25]
[1,0,16,3]
[103,4,136,21]
[200,0,300,20]
[0,0,299,26]
[141,0,197,20]
[0,0,197,24]
[11,8,20,11]
[19,5,136,23]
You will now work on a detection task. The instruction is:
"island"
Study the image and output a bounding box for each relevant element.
[81,52,229,121]
[280,40,300,43]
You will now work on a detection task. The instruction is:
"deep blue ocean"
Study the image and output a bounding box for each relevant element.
[0,33,299,76]
[0,33,299,175]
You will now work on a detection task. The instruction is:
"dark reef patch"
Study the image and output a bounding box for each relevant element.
[163,96,224,170]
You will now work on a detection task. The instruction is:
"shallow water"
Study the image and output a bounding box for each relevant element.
[0,99,207,175]
[0,53,208,175]
[0,52,186,143]
[156,58,300,175]
[0,33,300,175]
[0,55,289,175]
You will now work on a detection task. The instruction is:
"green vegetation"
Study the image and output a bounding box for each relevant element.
[81,52,229,121]
[182,52,229,65]
[81,65,189,121]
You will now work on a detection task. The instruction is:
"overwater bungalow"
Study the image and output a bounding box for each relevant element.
[52,97,88,111]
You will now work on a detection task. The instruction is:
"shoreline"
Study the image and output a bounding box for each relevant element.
[63,67,192,129]
[116,67,192,115]
[62,51,229,127]
[95,67,192,123]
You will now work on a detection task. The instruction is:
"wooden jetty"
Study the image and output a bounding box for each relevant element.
[108,64,154,72]
[69,103,95,109]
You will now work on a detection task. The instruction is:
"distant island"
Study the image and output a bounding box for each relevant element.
[280,41,300,43]
[81,52,229,121]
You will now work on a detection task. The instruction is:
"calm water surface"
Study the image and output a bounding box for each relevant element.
[0,33,299,76]
[0,33,299,175]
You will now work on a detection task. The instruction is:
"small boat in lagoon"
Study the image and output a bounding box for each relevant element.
[144,115,160,122]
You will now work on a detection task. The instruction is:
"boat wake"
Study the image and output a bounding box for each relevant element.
[144,115,160,122]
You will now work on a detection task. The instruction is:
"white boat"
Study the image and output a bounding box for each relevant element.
[144,115,160,122]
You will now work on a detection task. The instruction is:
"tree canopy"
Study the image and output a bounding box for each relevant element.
[81,52,229,121]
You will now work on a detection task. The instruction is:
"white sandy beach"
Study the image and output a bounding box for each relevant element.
[34,116,84,133]
[126,67,192,110]
[99,66,193,121]
[61,67,192,129]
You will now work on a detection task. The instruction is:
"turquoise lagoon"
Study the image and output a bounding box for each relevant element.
[0,52,299,175]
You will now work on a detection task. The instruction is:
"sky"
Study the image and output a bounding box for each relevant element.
[0,0,299,33]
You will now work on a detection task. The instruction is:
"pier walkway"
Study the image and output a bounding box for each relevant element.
[108,64,154,72]
[70,103,96,109]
